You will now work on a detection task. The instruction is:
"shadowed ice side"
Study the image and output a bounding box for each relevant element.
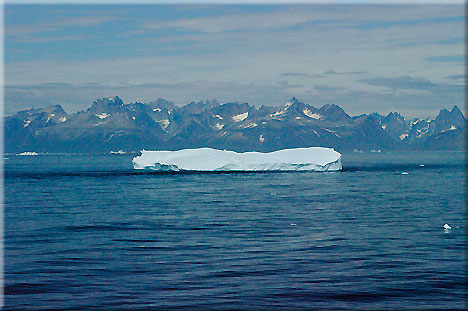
[132,147,342,172]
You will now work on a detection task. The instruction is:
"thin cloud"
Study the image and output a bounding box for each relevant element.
[138,4,462,34]
[359,75,462,97]
[6,15,116,43]
[445,74,466,80]
[322,69,367,75]
[360,76,436,90]
[426,55,463,62]
[280,72,313,78]
[139,9,337,33]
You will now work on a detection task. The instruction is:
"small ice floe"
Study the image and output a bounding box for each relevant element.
[401,172,409,175]
[419,164,424,167]
[17,151,38,156]
[444,223,452,233]
[290,223,297,226]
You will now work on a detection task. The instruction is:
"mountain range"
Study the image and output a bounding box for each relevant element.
[5,96,466,153]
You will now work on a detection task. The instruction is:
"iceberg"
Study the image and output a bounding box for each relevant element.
[132,147,342,172]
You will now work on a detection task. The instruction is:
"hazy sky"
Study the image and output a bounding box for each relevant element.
[4,2,464,118]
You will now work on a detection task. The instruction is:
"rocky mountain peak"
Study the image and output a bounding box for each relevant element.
[148,98,176,110]
[318,104,351,121]
[47,104,67,114]
[87,96,124,114]
[289,97,301,105]
[450,105,465,121]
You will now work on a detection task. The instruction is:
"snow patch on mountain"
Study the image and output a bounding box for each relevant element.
[303,108,322,119]
[416,130,426,138]
[441,125,457,132]
[157,119,170,129]
[271,110,286,117]
[105,131,124,143]
[232,112,249,122]
[96,113,110,119]
[324,128,340,137]
[242,123,257,129]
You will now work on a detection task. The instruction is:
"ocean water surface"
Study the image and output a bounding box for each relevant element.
[4,151,466,310]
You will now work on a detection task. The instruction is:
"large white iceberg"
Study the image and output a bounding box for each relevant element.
[132,147,342,172]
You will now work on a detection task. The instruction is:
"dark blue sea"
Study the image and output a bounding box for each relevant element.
[3,151,466,310]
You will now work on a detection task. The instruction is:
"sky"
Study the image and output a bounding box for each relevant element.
[4,2,465,118]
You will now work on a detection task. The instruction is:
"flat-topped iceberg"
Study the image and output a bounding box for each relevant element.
[133,147,342,172]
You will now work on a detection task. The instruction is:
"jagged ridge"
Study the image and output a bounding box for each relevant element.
[5,96,465,153]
